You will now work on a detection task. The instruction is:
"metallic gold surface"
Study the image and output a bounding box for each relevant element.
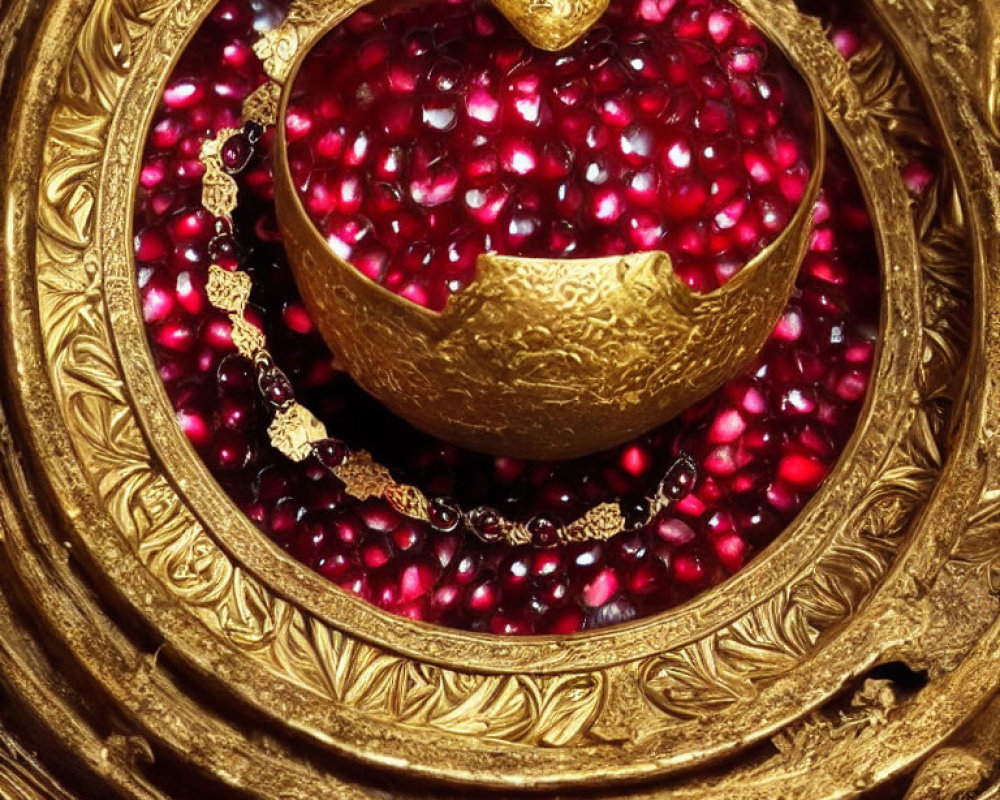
[0,0,999,797]
[269,0,825,459]
[493,0,609,51]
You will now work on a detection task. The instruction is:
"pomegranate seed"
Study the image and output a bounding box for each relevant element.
[164,79,205,109]
[400,561,437,600]
[714,533,746,571]
[672,552,706,583]
[656,517,696,546]
[259,368,294,407]
[620,444,652,476]
[583,567,619,607]
[708,407,746,444]
[176,408,210,447]
[468,580,499,612]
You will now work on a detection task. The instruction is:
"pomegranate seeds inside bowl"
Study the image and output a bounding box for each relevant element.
[285,0,815,310]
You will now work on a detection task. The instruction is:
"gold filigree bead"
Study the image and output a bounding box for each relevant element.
[201,170,239,219]
[564,503,626,543]
[384,483,430,520]
[206,265,252,314]
[333,450,396,501]
[229,315,266,358]
[268,403,329,462]
[242,81,282,127]
[199,127,241,218]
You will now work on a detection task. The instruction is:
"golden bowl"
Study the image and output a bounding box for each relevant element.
[272,7,825,460]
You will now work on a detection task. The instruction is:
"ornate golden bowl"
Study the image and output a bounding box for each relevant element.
[270,2,825,459]
[2,0,1000,798]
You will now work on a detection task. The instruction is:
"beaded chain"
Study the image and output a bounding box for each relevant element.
[194,79,697,548]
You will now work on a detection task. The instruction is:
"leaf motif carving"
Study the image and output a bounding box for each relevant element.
[303,622,608,743]
[954,488,1000,593]
[531,674,606,746]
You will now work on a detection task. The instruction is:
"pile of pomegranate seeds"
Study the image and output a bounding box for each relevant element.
[135,0,882,634]
[286,0,814,310]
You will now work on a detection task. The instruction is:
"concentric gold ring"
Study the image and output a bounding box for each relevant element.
[3,0,999,795]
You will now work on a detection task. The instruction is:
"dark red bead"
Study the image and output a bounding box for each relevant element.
[313,438,348,468]
[621,495,650,530]
[208,232,240,263]
[428,497,461,532]
[243,120,264,144]
[221,133,252,172]
[258,367,295,408]
[528,516,561,548]
[468,505,503,542]
[661,455,698,500]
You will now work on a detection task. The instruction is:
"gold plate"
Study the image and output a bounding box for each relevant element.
[1,0,999,797]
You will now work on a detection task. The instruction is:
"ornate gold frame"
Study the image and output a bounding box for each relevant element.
[1,0,1000,796]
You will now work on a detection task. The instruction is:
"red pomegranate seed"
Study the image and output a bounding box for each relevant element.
[362,537,392,569]
[708,407,746,444]
[713,533,745,571]
[672,551,706,583]
[337,571,370,600]
[656,517,696,546]
[164,79,205,109]
[176,408,210,447]
[432,583,461,611]
[777,453,829,489]
[142,282,175,323]
[489,614,533,635]
[400,561,437,601]
[468,580,499,612]
[545,607,585,634]
[583,567,619,607]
